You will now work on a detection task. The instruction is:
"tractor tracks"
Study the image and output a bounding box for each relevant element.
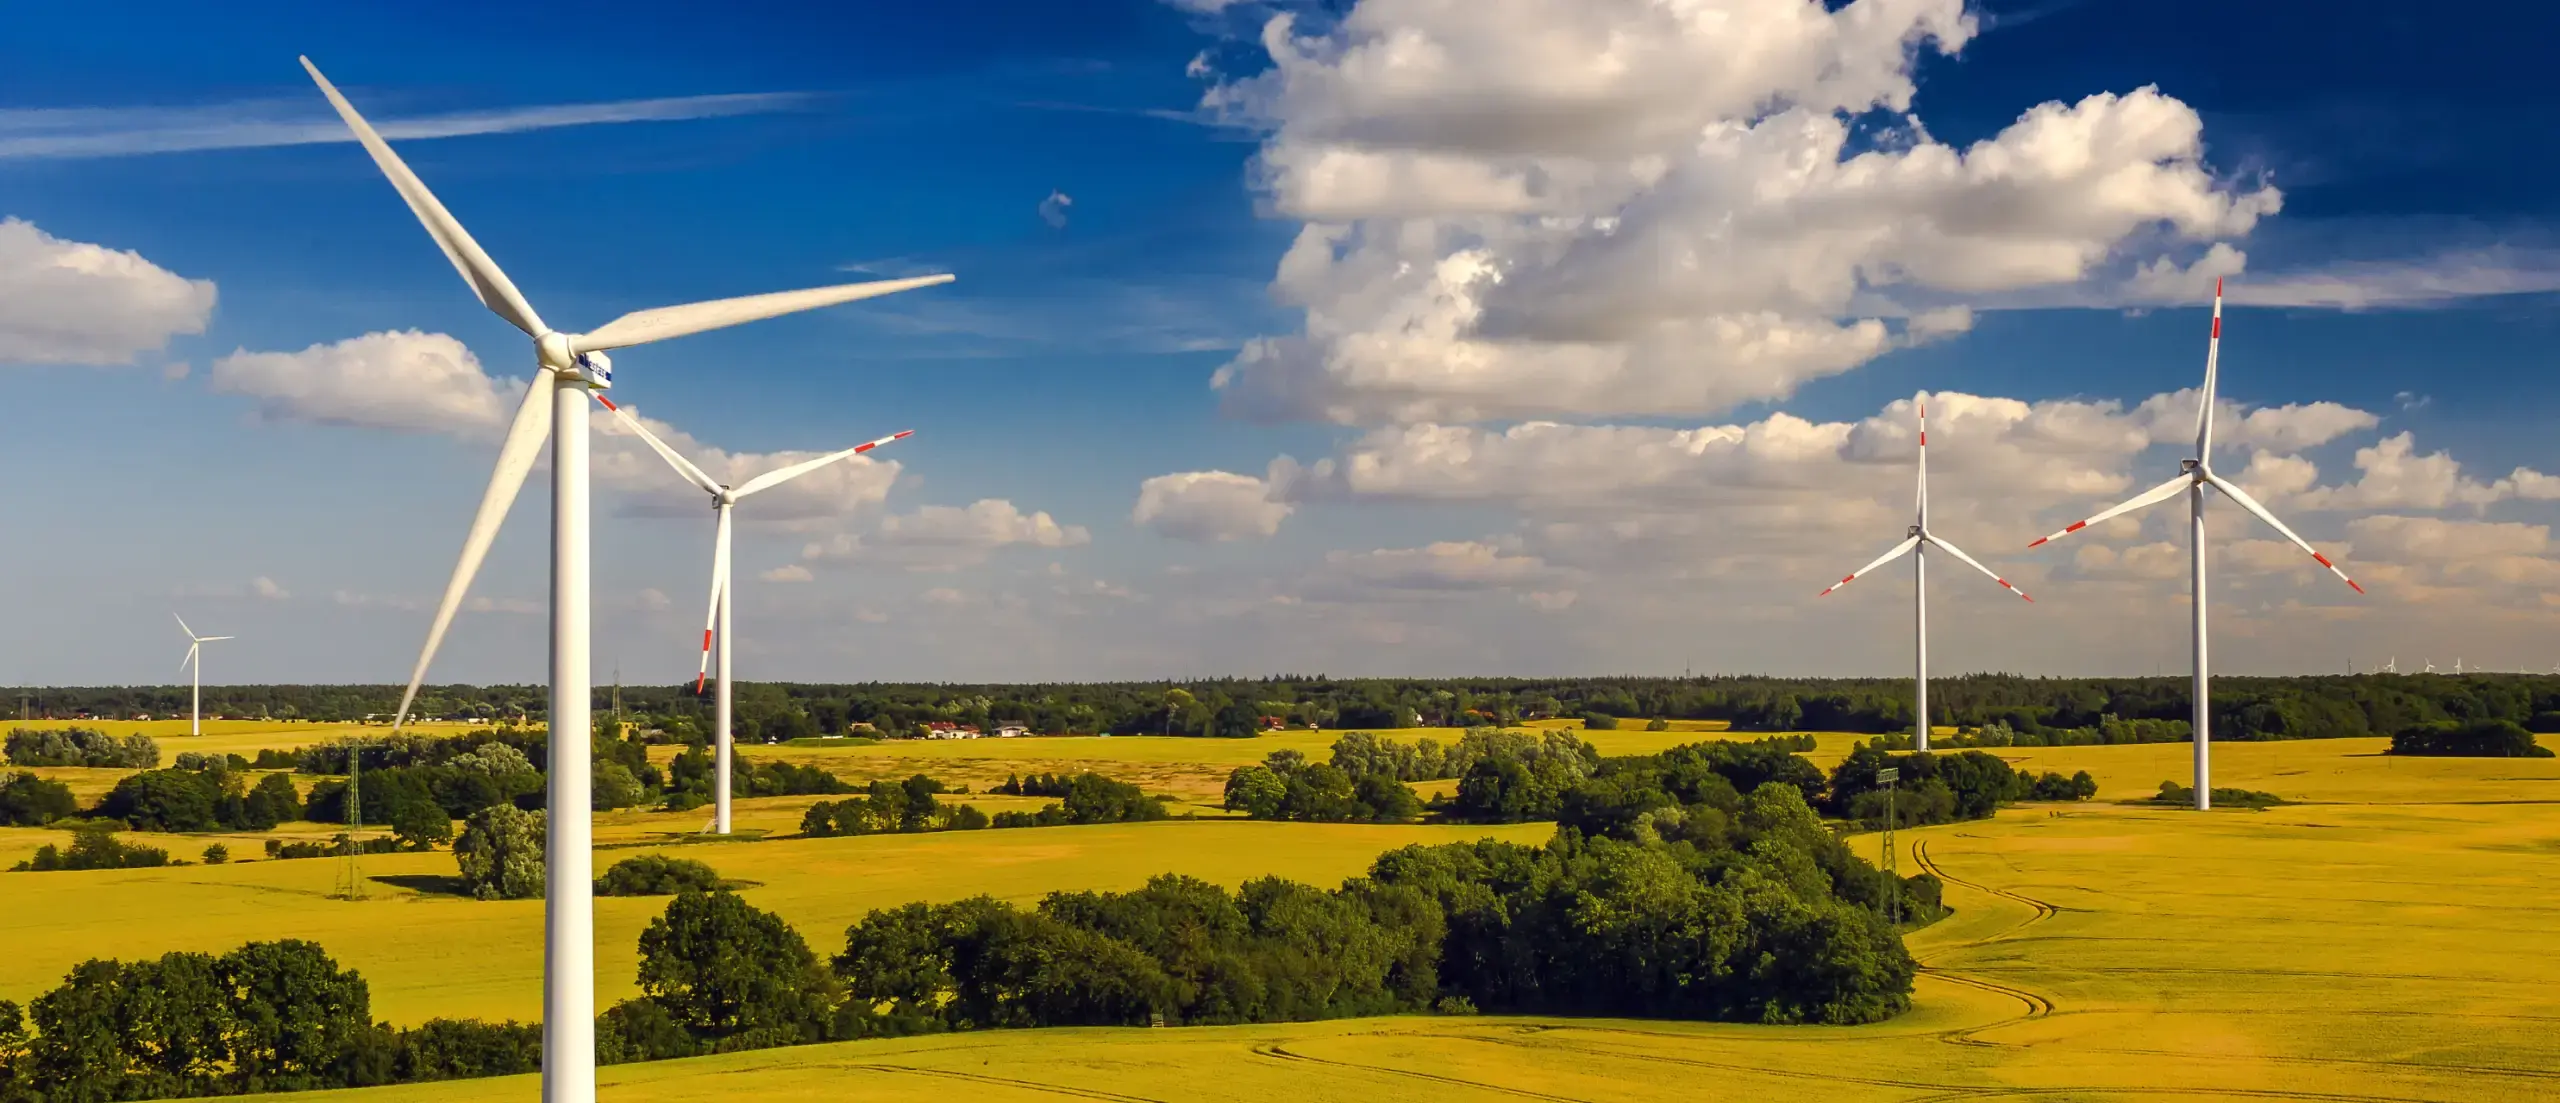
[1909,838,2059,1048]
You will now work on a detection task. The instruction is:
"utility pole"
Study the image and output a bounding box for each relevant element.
[337,743,366,901]
[1878,766,1900,928]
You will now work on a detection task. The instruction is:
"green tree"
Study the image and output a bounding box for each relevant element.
[0,770,77,826]
[98,769,222,832]
[1212,701,1261,740]
[237,772,303,829]
[634,892,832,1048]
[454,806,546,900]
[1222,765,1286,819]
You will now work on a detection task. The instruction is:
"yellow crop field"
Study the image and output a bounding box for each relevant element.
[15,731,2559,1101]
[0,819,1552,1026]
[1,718,479,759]
[207,736,2560,1103]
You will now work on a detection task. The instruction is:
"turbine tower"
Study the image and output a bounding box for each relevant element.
[1818,394,2032,751]
[300,58,950,1103]
[2025,280,2362,810]
[596,394,909,833]
[173,614,233,737]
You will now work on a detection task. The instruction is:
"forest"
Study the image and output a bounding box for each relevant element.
[12,672,2560,743]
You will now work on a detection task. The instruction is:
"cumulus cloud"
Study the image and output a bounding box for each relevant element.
[210,330,511,432]
[1038,189,1075,229]
[2293,432,2560,513]
[251,576,290,601]
[0,217,216,366]
[759,564,814,583]
[1197,0,2284,423]
[1132,469,1294,541]
[211,329,906,524]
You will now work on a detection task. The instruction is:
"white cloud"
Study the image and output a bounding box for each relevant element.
[2346,515,2546,563]
[1199,0,2284,423]
[0,217,216,366]
[0,92,811,160]
[209,330,511,432]
[1132,469,1294,541]
[2292,432,2560,512]
[211,330,905,524]
[1039,189,1075,229]
[803,499,1092,570]
[251,576,290,601]
[759,564,813,583]
[638,588,672,611]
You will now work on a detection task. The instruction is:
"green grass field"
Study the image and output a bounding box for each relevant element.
[10,727,2558,1100]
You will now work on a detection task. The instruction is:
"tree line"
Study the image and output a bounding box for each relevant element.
[16,671,2560,742]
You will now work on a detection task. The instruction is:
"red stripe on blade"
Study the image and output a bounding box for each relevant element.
[2064,521,2088,533]
[2215,277,2223,296]
[701,629,713,651]
[694,674,706,694]
[2211,318,2221,339]
[2347,580,2366,594]
[2312,553,2334,567]
[596,395,619,411]
[2027,537,2049,548]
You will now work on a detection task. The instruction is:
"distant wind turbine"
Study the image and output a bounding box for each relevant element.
[596,394,910,834]
[1818,394,2032,751]
[298,56,950,1103]
[174,614,233,738]
[2023,280,2362,811]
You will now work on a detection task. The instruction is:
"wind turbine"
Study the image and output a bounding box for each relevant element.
[2024,279,2361,810]
[299,58,949,1103]
[595,394,909,834]
[173,614,233,737]
[2424,659,2437,674]
[2384,656,2397,674]
[1817,394,2032,751]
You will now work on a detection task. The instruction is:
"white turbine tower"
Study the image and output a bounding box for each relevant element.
[596,394,909,834]
[2384,656,2397,674]
[1817,395,2032,751]
[173,614,233,738]
[300,58,949,1103]
[2024,279,2362,811]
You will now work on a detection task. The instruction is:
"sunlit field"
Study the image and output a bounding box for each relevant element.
[0,818,1552,1025]
[1,718,479,759]
[10,728,2557,1100]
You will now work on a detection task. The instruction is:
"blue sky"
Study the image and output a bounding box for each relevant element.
[6,0,2560,687]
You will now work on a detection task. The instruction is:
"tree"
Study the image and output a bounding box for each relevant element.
[453,806,546,900]
[203,844,230,865]
[1162,688,1196,736]
[633,892,832,1048]
[98,769,223,832]
[0,770,77,826]
[595,854,725,896]
[1212,701,1262,740]
[592,762,647,810]
[238,772,303,829]
[1222,766,1286,819]
[389,797,453,851]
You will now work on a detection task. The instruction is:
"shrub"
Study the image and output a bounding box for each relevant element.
[0,770,78,826]
[2151,780,2286,809]
[1582,713,1620,730]
[12,827,172,871]
[203,843,230,865]
[595,854,726,896]
[2389,719,2555,758]
[4,727,158,768]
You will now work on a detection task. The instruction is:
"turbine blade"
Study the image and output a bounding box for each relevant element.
[2197,277,2223,459]
[1818,535,1920,597]
[173,612,195,640]
[1923,535,2032,601]
[1915,393,1929,525]
[733,430,913,499]
[2203,471,2364,594]
[181,643,197,673]
[592,394,722,496]
[298,58,547,338]
[570,275,954,353]
[197,636,235,642]
[698,507,731,694]
[392,374,555,729]
[2026,472,2194,548]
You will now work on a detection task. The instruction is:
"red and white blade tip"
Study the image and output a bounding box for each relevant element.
[594,394,619,411]
[1818,575,1854,597]
[2026,519,2090,549]
[1996,578,2033,602]
[852,430,915,454]
[2308,551,2366,594]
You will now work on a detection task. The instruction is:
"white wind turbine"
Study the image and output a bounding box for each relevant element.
[300,58,949,1103]
[174,614,234,738]
[596,393,909,834]
[2024,279,2362,811]
[1818,395,2033,751]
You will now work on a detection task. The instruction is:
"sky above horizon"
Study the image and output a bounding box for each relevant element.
[7,0,2560,687]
